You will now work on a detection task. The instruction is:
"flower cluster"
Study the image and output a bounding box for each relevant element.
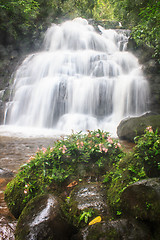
[76,141,84,149]
[59,145,67,154]
[146,126,153,132]
[24,184,29,194]
[107,136,113,144]
[98,143,108,153]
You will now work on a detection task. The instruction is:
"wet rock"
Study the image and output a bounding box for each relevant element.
[0,168,14,178]
[69,182,109,228]
[70,182,108,213]
[117,113,160,142]
[0,216,17,240]
[0,100,5,124]
[15,194,77,240]
[120,178,160,222]
[72,219,151,240]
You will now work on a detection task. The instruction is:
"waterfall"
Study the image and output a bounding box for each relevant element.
[4,18,149,136]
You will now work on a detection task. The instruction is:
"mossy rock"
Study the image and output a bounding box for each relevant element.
[4,175,27,218]
[72,219,151,240]
[4,172,46,218]
[15,193,77,240]
[120,178,160,222]
[66,182,109,228]
[117,114,160,142]
[104,152,146,213]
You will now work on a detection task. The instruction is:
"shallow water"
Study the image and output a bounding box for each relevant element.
[0,136,56,239]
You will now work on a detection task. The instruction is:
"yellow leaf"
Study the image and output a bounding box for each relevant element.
[88,216,102,225]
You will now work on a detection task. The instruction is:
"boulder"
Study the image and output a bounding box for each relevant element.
[15,194,77,240]
[117,113,160,142]
[120,178,160,222]
[72,219,151,240]
[70,182,108,213]
[68,182,109,228]
[0,216,17,240]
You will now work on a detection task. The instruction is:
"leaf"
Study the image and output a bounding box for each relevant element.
[67,181,78,188]
[88,216,102,225]
[85,215,88,223]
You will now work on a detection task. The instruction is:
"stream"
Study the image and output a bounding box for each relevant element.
[0,136,56,240]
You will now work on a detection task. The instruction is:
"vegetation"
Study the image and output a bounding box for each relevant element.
[0,0,159,63]
[0,0,39,39]
[5,127,160,221]
[113,0,160,63]
[104,126,160,214]
[134,126,160,177]
[5,130,124,218]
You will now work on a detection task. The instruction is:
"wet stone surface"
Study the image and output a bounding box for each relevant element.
[71,183,108,214]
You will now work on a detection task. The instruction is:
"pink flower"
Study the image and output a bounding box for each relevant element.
[62,149,66,154]
[96,133,100,137]
[36,147,40,152]
[24,190,28,194]
[59,145,67,154]
[80,141,84,147]
[27,156,35,163]
[42,147,47,154]
[102,147,108,153]
[107,136,113,144]
[102,134,105,138]
[146,126,153,132]
[117,143,122,148]
[50,147,54,151]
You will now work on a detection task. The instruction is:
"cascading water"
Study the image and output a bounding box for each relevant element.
[4,18,149,136]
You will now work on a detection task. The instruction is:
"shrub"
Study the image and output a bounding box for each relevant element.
[5,130,124,218]
[134,126,160,177]
[104,126,160,215]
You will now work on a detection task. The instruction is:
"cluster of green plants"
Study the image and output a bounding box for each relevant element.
[5,129,124,217]
[0,0,159,63]
[134,126,160,177]
[110,0,160,63]
[5,127,160,219]
[131,1,160,62]
[104,126,160,215]
[0,0,39,39]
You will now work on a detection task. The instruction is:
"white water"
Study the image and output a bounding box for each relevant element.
[3,18,149,138]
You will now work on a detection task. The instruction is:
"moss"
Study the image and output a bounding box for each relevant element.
[4,175,26,218]
[80,223,119,240]
[4,168,49,218]
[104,152,147,214]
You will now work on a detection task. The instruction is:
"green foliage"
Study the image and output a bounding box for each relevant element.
[131,1,160,62]
[0,0,39,38]
[134,126,160,177]
[92,0,114,20]
[79,208,94,223]
[5,130,124,217]
[103,152,146,213]
[110,0,160,63]
[104,126,160,214]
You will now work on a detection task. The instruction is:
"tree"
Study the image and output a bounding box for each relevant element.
[131,0,160,62]
[0,0,39,39]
